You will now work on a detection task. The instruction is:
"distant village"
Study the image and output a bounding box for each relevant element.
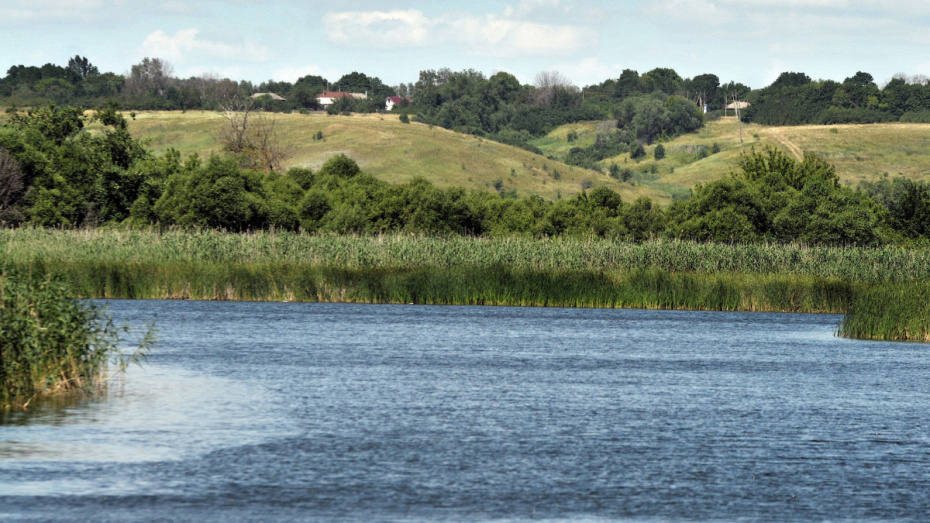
[250,91,411,111]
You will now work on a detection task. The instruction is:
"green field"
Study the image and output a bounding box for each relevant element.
[120,111,664,203]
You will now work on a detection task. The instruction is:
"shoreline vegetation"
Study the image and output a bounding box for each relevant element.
[2,228,927,342]
[0,267,154,410]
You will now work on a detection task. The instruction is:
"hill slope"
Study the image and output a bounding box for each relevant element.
[532,118,930,200]
[123,111,666,202]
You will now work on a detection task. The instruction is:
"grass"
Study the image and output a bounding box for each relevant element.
[3,227,929,341]
[532,118,930,201]
[118,111,664,203]
[840,283,930,342]
[0,268,154,410]
[3,228,929,283]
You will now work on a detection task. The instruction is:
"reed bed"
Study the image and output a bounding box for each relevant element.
[3,227,930,284]
[0,268,153,410]
[0,260,855,314]
[2,227,926,342]
[840,283,930,342]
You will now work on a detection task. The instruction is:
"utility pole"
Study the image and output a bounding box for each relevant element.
[733,91,744,146]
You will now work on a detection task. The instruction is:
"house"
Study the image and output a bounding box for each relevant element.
[318,91,368,107]
[725,101,750,117]
[251,92,286,101]
[385,96,412,111]
[726,101,750,110]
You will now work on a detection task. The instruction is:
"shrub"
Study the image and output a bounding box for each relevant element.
[654,144,666,160]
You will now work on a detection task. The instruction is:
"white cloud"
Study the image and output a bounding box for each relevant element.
[324,10,432,47]
[323,9,590,57]
[139,28,269,65]
[505,0,563,17]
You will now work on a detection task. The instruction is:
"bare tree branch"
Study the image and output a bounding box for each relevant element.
[532,70,578,106]
[216,97,293,172]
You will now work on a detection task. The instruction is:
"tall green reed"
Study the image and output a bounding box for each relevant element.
[0,268,154,410]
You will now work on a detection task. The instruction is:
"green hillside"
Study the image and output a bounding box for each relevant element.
[122,111,665,203]
[533,117,930,200]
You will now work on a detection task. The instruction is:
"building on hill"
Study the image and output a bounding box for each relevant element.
[385,96,412,110]
[251,92,286,101]
[318,91,368,107]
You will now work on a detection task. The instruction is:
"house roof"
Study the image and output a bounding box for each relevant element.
[319,91,352,99]
[726,101,751,109]
[251,92,286,101]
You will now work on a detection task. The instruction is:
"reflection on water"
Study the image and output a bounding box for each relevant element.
[1,365,290,468]
[2,301,929,520]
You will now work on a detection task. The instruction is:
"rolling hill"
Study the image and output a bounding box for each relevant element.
[121,111,665,203]
[532,117,930,201]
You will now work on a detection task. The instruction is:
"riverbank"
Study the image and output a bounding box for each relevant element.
[2,228,927,341]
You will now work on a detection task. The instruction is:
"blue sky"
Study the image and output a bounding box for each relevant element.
[2,0,929,89]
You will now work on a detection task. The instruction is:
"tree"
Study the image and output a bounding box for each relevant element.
[217,97,293,172]
[0,148,24,221]
[67,55,99,79]
[614,69,643,99]
[124,57,174,97]
[533,70,577,106]
[654,144,666,160]
[641,68,683,96]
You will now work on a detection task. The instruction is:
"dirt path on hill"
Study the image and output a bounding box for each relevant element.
[768,128,804,161]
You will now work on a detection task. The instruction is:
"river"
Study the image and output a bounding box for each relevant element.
[2,301,929,521]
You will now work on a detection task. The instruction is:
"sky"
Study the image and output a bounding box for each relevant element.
[2,0,930,90]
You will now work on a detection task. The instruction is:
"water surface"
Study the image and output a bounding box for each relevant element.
[2,301,929,521]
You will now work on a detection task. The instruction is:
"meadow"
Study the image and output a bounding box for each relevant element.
[121,111,930,208]
[120,111,664,203]
[533,118,930,201]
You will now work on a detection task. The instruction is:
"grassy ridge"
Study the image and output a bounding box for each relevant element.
[533,118,930,200]
[124,113,930,209]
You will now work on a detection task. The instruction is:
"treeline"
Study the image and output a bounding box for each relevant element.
[3,105,930,247]
[0,56,394,113]
[744,71,930,125]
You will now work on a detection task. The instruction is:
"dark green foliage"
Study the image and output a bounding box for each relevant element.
[318,153,361,178]
[669,146,888,245]
[630,143,646,160]
[563,132,630,169]
[399,113,410,124]
[860,178,930,240]
[1,105,149,226]
[654,144,666,160]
